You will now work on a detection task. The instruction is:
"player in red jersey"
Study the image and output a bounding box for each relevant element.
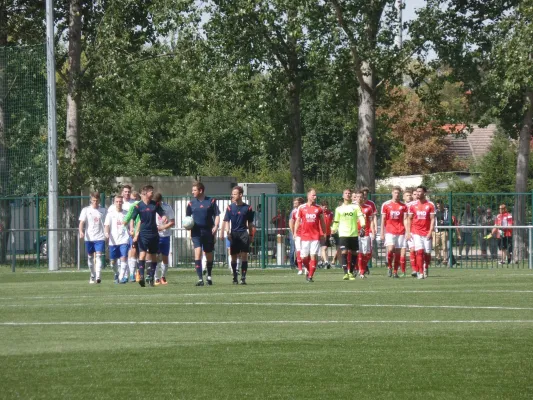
[319,201,334,269]
[492,203,513,265]
[380,186,408,278]
[289,197,305,274]
[404,188,420,276]
[406,186,435,279]
[353,190,375,276]
[294,189,326,282]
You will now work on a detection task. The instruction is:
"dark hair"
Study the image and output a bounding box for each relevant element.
[154,193,163,202]
[295,197,304,204]
[131,191,140,200]
[141,185,154,194]
[90,191,100,199]
[392,186,402,192]
[193,181,205,193]
[122,185,132,191]
[404,188,413,194]
[320,200,329,206]
[232,185,244,195]
[361,186,370,193]
[417,185,427,193]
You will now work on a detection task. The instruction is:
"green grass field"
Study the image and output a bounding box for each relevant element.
[1,266,533,399]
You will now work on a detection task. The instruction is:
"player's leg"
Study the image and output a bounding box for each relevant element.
[307,240,320,281]
[86,241,96,284]
[192,237,204,285]
[398,235,407,276]
[119,243,128,283]
[413,235,425,279]
[239,231,251,284]
[230,235,240,284]
[385,233,394,277]
[294,237,303,274]
[109,245,119,283]
[300,241,311,280]
[136,236,150,287]
[156,237,170,285]
[409,236,417,277]
[423,236,432,277]
[203,234,215,285]
[128,236,138,283]
[94,241,105,283]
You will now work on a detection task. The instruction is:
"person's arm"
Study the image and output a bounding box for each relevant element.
[380,206,386,241]
[294,215,301,236]
[211,199,220,236]
[372,214,378,237]
[428,214,435,239]
[289,214,295,235]
[405,214,412,241]
[248,207,255,236]
[104,214,111,240]
[331,208,340,234]
[78,209,86,239]
[319,214,327,239]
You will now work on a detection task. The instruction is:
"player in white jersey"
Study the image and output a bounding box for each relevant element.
[79,192,107,284]
[108,185,135,212]
[404,188,420,277]
[153,193,175,285]
[104,196,129,283]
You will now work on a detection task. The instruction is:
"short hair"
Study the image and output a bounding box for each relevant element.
[354,189,364,195]
[153,193,163,203]
[141,185,154,194]
[307,188,316,194]
[232,185,244,195]
[122,185,132,191]
[131,191,141,200]
[361,186,370,194]
[392,186,402,192]
[436,199,442,205]
[193,181,205,193]
[90,191,99,199]
[320,200,329,206]
[343,187,352,193]
[115,193,124,200]
[404,188,413,194]
[295,197,305,204]
[417,185,427,192]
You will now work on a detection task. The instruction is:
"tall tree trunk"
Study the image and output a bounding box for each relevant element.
[356,61,376,191]
[513,90,533,263]
[288,78,304,194]
[63,0,83,266]
[0,5,11,264]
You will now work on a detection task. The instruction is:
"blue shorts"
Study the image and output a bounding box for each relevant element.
[225,238,230,248]
[85,240,105,255]
[192,234,215,253]
[137,235,159,254]
[109,244,129,260]
[158,236,171,256]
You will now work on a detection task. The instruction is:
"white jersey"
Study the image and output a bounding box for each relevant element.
[79,206,107,242]
[108,198,135,213]
[157,202,175,238]
[104,209,129,245]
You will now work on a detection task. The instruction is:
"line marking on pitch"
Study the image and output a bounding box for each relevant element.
[1,320,533,327]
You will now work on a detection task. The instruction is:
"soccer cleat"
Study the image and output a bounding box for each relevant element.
[306,276,314,283]
[240,279,247,285]
[129,274,135,282]
[114,274,119,284]
[387,268,392,277]
[343,273,350,281]
[154,279,161,286]
[423,268,428,278]
[359,273,366,279]
[297,270,303,275]
[349,273,356,281]
[206,278,213,286]
[119,277,128,284]
[195,280,204,287]
[393,273,400,279]
[326,262,331,269]
[148,278,155,287]
[400,273,406,278]
[96,278,101,284]
[417,273,424,280]
[317,261,323,269]
[232,279,239,285]
[89,276,96,284]
[160,277,168,285]
[411,272,418,278]
[138,278,146,287]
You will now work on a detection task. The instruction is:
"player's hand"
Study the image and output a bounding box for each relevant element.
[426,233,432,240]
[331,229,337,235]
[212,226,218,235]
[105,232,109,239]
[405,233,411,241]
[129,229,134,236]
[359,228,365,238]
[158,225,164,231]
[79,231,84,239]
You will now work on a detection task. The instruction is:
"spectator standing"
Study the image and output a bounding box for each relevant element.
[482,208,498,260]
[475,206,487,259]
[459,203,474,260]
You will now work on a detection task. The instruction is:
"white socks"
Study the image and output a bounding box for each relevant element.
[88,256,95,278]
[128,258,137,277]
[119,260,127,280]
[95,254,102,280]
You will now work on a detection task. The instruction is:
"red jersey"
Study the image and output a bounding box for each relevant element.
[358,203,374,235]
[495,212,513,237]
[320,210,334,235]
[297,204,324,241]
[364,199,377,216]
[381,200,408,235]
[409,200,435,236]
[291,207,302,237]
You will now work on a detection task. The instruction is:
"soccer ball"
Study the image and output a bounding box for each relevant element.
[182,216,195,230]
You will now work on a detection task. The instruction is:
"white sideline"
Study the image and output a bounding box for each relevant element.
[2,302,533,311]
[1,320,533,327]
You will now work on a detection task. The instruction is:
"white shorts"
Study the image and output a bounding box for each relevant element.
[294,236,301,252]
[413,234,432,252]
[358,236,372,254]
[384,233,405,249]
[300,240,321,257]
[407,237,414,249]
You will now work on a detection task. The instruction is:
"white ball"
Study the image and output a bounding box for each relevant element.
[182,216,195,230]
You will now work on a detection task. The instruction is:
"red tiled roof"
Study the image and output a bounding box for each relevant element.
[445,124,497,161]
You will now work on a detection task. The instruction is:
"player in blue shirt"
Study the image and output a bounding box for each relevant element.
[186,181,220,286]
[129,185,166,287]
[220,186,254,284]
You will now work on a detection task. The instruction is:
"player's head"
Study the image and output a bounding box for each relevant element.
[293,197,304,208]
[391,186,401,201]
[361,186,370,200]
[436,199,444,211]
[307,188,317,204]
[403,188,413,203]
[342,188,352,203]
[131,191,141,201]
[486,207,493,217]
[353,190,364,205]
[416,185,427,201]
[121,185,132,200]
[320,200,329,210]
[231,186,244,203]
[153,193,163,203]
[412,187,420,200]
[141,185,154,201]
[114,195,124,211]
[465,202,471,212]
[90,192,100,208]
[499,204,507,213]
[476,205,484,214]
[192,181,205,198]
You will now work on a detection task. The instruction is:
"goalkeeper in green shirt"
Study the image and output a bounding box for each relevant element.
[331,188,366,280]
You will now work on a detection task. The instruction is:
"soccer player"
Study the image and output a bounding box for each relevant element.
[153,193,175,285]
[405,188,420,277]
[319,201,334,269]
[331,188,366,280]
[104,195,129,283]
[493,204,513,265]
[79,192,107,284]
[353,190,374,276]
[221,186,254,284]
[129,185,166,287]
[123,191,141,282]
[294,189,326,282]
[406,186,435,279]
[289,197,305,275]
[380,186,409,278]
[186,181,220,286]
[108,185,135,212]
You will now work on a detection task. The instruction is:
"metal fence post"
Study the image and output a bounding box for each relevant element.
[36,194,40,268]
[448,191,453,267]
[530,191,533,270]
[11,231,16,272]
[261,193,266,269]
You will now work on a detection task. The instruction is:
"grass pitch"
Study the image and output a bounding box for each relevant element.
[1,266,533,399]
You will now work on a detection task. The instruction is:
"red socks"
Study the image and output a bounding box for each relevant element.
[393,252,401,273]
[309,259,317,278]
[410,249,417,273]
[387,251,394,270]
[416,250,425,272]
[400,256,406,273]
[296,251,302,271]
